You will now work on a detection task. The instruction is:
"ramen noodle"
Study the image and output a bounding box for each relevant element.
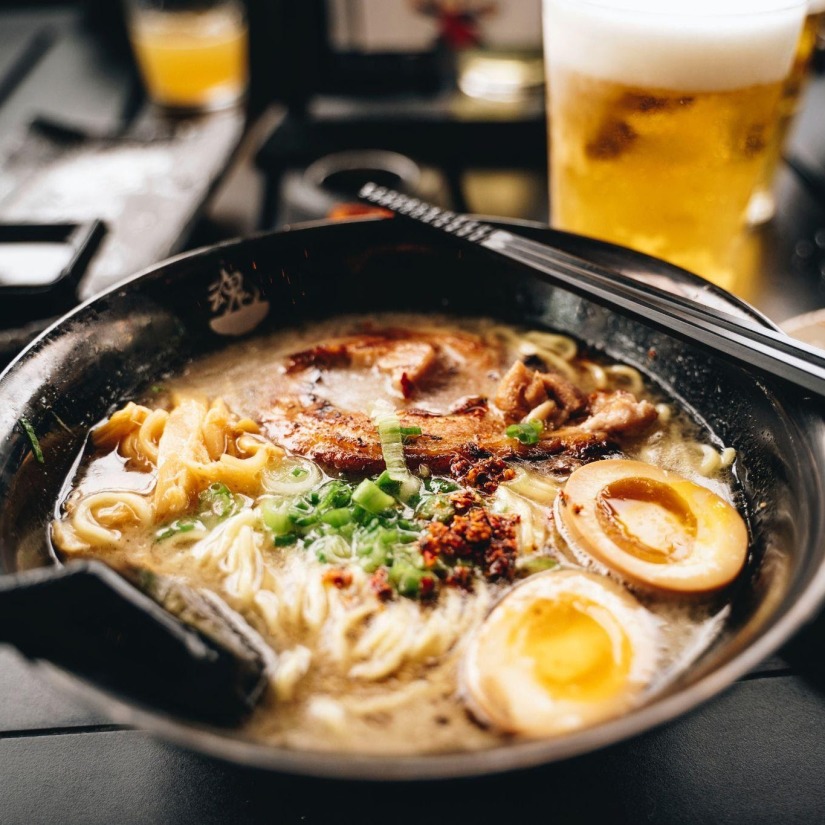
[52,315,749,754]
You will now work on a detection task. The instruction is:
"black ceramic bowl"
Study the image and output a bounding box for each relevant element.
[2,217,825,780]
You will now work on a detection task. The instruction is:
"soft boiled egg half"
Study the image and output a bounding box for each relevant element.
[463,570,660,737]
[557,459,748,594]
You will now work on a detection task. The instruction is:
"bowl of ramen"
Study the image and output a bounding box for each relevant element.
[1,216,825,779]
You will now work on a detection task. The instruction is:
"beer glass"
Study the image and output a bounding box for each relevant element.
[543,0,806,291]
[748,0,825,224]
[125,0,248,111]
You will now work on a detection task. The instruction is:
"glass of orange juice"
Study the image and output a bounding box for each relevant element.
[125,0,248,111]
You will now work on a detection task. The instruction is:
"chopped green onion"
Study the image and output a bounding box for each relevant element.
[274,534,298,547]
[262,457,321,495]
[316,480,353,510]
[357,540,391,572]
[415,495,455,524]
[198,482,237,520]
[310,535,352,562]
[261,499,294,535]
[291,511,320,528]
[19,417,44,464]
[400,426,422,437]
[389,558,432,598]
[371,401,421,503]
[156,519,198,541]
[352,479,396,515]
[505,420,543,446]
[426,477,459,494]
[321,507,353,528]
[375,470,401,497]
[404,491,422,509]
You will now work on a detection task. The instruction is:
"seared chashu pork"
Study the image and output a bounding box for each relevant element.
[261,328,657,473]
[283,328,499,400]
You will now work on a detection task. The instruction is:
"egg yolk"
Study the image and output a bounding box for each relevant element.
[510,597,632,703]
[596,477,697,564]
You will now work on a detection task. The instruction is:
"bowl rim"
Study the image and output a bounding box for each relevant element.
[3,216,823,780]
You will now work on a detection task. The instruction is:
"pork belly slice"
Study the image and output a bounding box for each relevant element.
[581,390,658,436]
[283,328,497,400]
[261,396,610,474]
[494,360,587,425]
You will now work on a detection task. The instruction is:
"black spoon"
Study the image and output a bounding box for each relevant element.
[0,560,270,725]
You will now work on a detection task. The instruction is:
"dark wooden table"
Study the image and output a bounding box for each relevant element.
[3,10,825,825]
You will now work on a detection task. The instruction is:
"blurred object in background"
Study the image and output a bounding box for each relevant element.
[410,0,497,50]
[124,0,248,111]
[749,0,825,225]
[462,168,546,221]
[782,307,825,349]
[810,0,825,69]
[278,149,449,224]
[457,48,544,103]
[256,1,546,228]
[326,0,543,101]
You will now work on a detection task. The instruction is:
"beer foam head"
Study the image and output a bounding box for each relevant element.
[544,0,806,91]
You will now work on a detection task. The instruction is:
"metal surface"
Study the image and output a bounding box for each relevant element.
[359,183,825,395]
[2,217,825,779]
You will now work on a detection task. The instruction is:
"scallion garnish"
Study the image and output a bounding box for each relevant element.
[426,477,459,494]
[156,519,198,541]
[389,558,430,598]
[19,417,44,464]
[199,482,237,520]
[291,466,308,478]
[399,426,422,437]
[505,420,543,446]
[352,479,396,515]
[261,500,294,535]
[415,495,455,524]
[371,401,421,503]
[321,507,353,528]
[375,469,402,497]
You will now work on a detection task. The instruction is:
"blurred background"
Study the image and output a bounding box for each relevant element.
[0,0,824,362]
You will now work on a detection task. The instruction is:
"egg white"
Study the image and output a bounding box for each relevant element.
[557,459,749,594]
[462,570,661,737]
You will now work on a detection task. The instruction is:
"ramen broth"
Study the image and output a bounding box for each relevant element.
[52,315,744,754]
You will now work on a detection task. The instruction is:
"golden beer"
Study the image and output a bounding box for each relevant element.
[749,6,825,223]
[543,0,806,291]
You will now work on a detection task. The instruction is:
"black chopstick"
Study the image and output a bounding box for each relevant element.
[359,183,825,399]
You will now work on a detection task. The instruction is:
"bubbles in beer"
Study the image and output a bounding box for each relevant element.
[621,94,695,114]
